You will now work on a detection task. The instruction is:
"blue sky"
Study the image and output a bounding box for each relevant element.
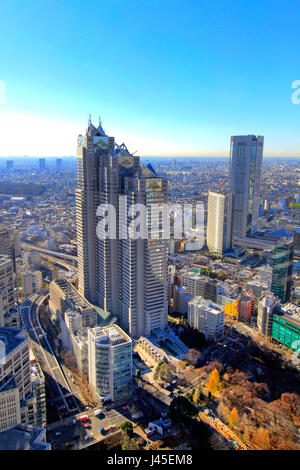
[0,0,300,156]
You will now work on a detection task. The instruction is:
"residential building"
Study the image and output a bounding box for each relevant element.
[238,295,255,322]
[188,297,224,341]
[207,190,233,255]
[21,270,43,296]
[23,251,41,271]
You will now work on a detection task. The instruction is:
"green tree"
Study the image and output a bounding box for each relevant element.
[120,421,133,438]
[121,434,141,450]
[170,396,198,424]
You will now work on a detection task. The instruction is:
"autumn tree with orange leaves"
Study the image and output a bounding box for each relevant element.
[207,368,220,395]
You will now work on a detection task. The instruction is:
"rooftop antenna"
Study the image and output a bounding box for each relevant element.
[88,114,92,126]
[99,116,102,127]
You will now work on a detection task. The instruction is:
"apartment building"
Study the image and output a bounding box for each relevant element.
[188,297,224,341]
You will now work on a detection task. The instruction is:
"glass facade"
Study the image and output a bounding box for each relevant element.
[271,241,294,303]
[272,314,300,350]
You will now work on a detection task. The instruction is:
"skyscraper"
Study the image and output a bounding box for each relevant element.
[38,158,46,171]
[56,158,62,171]
[271,239,294,303]
[76,119,168,337]
[207,190,233,255]
[229,135,264,238]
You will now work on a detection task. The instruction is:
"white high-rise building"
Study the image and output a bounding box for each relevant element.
[76,119,168,337]
[88,324,132,403]
[229,135,264,238]
[207,190,233,255]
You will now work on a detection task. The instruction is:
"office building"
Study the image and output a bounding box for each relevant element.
[0,425,51,450]
[0,255,19,328]
[38,159,46,171]
[56,158,62,171]
[49,279,97,326]
[257,293,281,336]
[294,229,300,252]
[0,328,38,432]
[229,135,264,238]
[0,225,18,271]
[188,297,224,341]
[23,251,41,271]
[271,312,300,351]
[88,324,132,403]
[207,190,233,255]
[271,239,294,303]
[30,362,46,427]
[76,119,168,337]
[6,160,13,170]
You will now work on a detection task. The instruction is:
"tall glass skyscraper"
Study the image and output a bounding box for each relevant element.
[229,135,264,238]
[271,239,294,303]
[76,119,168,337]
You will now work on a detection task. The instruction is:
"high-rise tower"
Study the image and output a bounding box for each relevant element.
[229,135,263,238]
[76,119,168,337]
[207,190,233,255]
[271,238,294,303]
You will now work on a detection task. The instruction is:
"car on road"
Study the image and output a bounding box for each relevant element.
[55,432,61,436]
[84,433,93,440]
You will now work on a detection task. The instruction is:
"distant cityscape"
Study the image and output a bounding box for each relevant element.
[0,119,299,451]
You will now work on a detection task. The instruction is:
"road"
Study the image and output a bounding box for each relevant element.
[21,291,83,421]
[199,410,249,450]
[21,242,77,264]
